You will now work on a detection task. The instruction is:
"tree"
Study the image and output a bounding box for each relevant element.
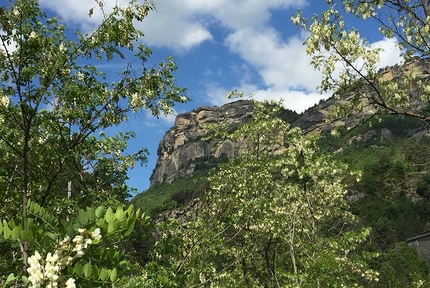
[0,0,186,282]
[144,100,379,287]
[292,0,430,125]
[1,201,147,288]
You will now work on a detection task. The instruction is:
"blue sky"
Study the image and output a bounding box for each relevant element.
[39,0,404,194]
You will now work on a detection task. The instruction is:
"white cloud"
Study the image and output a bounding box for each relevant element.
[203,0,306,30]
[40,0,306,51]
[0,27,17,54]
[252,89,330,113]
[205,83,232,106]
[225,29,322,92]
[371,37,403,69]
[141,109,177,127]
[40,0,403,114]
[205,35,402,114]
[39,0,110,27]
[140,13,212,51]
[205,81,329,113]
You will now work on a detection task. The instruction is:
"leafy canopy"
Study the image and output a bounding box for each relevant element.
[143,100,378,287]
[0,0,186,219]
[0,0,186,285]
[292,0,430,124]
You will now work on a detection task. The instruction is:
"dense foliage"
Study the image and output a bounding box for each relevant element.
[0,0,186,286]
[131,100,430,287]
[2,0,430,287]
[140,101,381,287]
[293,0,430,124]
[132,172,208,217]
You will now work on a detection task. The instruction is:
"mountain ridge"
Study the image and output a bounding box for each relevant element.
[149,57,430,187]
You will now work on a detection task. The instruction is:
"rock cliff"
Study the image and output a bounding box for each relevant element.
[150,100,253,185]
[150,57,430,186]
[294,57,430,134]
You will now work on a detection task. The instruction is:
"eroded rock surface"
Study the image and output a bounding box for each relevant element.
[150,100,253,185]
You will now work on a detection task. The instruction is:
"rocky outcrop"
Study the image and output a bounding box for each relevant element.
[150,58,430,186]
[293,57,430,134]
[150,100,253,185]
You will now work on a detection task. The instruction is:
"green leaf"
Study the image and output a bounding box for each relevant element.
[19,229,27,241]
[96,218,105,227]
[92,265,99,280]
[3,220,11,239]
[95,206,105,218]
[11,227,20,240]
[74,262,83,276]
[21,275,29,285]
[86,207,96,221]
[126,204,134,216]
[105,207,114,223]
[107,221,115,235]
[115,206,124,219]
[83,263,92,278]
[79,209,88,225]
[5,273,17,284]
[99,268,108,281]
[46,232,57,241]
[8,219,15,228]
[119,260,129,267]
[28,200,40,214]
[124,218,136,237]
[110,268,117,282]
[65,225,75,238]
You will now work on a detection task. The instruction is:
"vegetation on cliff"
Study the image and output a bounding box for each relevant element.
[133,98,430,287]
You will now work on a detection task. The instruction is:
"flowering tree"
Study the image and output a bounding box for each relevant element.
[1,200,146,287]
[144,100,379,287]
[292,0,430,125]
[0,0,186,284]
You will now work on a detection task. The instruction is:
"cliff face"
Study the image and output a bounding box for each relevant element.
[150,100,253,185]
[150,58,430,186]
[292,57,430,134]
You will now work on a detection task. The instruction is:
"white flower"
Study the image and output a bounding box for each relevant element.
[91,228,102,241]
[46,252,59,264]
[29,31,37,39]
[83,238,92,249]
[62,68,71,75]
[0,94,10,107]
[59,235,70,248]
[72,235,83,244]
[59,43,67,52]
[29,251,42,264]
[73,243,83,252]
[65,256,73,265]
[90,34,97,44]
[65,278,76,288]
[76,72,84,82]
[27,251,44,286]
[28,270,44,287]
[130,92,140,112]
[291,14,301,25]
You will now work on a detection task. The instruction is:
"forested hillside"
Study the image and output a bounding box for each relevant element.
[132,100,430,287]
[3,0,430,287]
